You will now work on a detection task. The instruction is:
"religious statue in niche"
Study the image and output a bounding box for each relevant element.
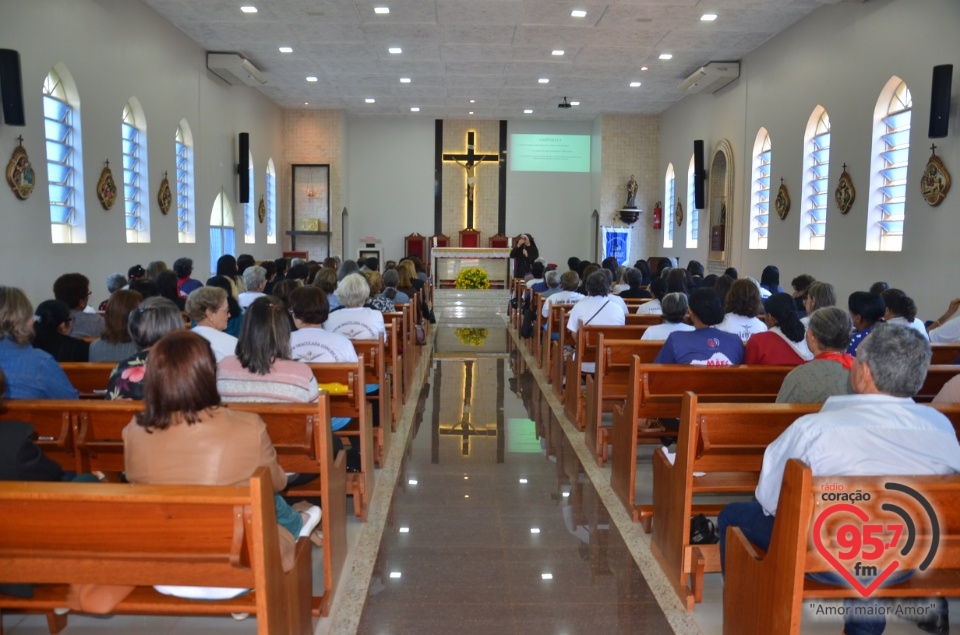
[625,174,638,208]
[775,178,790,220]
[920,145,950,207]
[675,199,684,226]
[157,172,172,215]
[835,164,855,215]
[6,137,35,201]
[97,160,118,210]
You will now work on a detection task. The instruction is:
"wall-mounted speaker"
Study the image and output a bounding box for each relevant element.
[929,64,953,139]
[693,139,705,210]
[238,132,250,203]
[0,49,26,127]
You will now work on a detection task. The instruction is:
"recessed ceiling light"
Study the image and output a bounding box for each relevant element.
[538,78,549,84]
[523,109,533,114]
[469,99,475,104]
[530,527,541,534]
[659,53,673,60]
[541,573,554,580]
[400,77,411,83]
[399,526,409,533]
[408,479,418,485]
[240,6,257,13]
[374,6,390,14]
[571,10,587,18]
[304,102,309,105]
[410,107,420,112]
[641,66,649,71]
[519,478,528,484]
[570,101,580,106]
[630,81,642,87]
[552,50,564,56]
[701,13,718,21]
[389,571,402,579]
[278,46,293,53]
[464,494,470,498]
[306,76,318,82]
[562,491,570,497]
[468,111,474,115]
[388,47,402,55]
[365,98,375,103]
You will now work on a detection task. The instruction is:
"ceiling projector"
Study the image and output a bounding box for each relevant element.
[558,97,572,109]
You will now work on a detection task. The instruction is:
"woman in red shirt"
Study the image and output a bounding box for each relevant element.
[744,293,813,365]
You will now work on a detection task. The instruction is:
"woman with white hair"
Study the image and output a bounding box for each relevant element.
[323,273,385,340]
[641,293,694,340]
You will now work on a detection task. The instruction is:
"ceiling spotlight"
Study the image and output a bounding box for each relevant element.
[469,99,475,104]
[304,102,309,105]
[570,101,580,106]
[641,66,649,71]
[701,13,718,21]
[659,53,673,60]
[240,6,258,13]
[552,50,564,56]
[468,111,474,115]
[389,571,402,579]
[388,47,402,54]
[523,109,533,114]
[399,526,409,533]
[365,98,376,103]
[306,76,318,82]
[538,78,549,84]
[541,573,554,580]
[278,46,293,53]
[410,107,420,112]
[375,6,390,14]
[400,77,411,83]
[571,10,587,18]
[630,81,641,87]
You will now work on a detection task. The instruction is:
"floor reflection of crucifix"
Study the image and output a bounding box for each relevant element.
[438,360,497,456]
[442,131,499,229]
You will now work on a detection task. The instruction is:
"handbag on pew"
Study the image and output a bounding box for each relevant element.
[414,321,427,346]
[689,513,719,545]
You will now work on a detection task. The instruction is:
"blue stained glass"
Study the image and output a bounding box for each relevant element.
[879,203,905,218]
[879,185,905,200]
[755,227,768,237]
[757,164,771,176]
[885,111,911,131]
[43,96,69,120]
[881,129,911,149]
[878,221,903,233]
[122,123,138,141]
[46,141,70,163]
[125,215,140,229]
[47,164,71,184]
[808,207,827,222]
[223,228,235,254]
[44,119,70,143]
[48,185,71,204]
[122,139,138,156]
[812,148,831,163]
[124,185,138,200]
[881,148,910,166]
[50,207,73,224]
[811,164,830,179]
[881,167,908,183]
[808,223,826,236]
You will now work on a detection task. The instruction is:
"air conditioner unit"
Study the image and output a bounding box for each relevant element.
[206,53,267,87]
[678,62,740,94]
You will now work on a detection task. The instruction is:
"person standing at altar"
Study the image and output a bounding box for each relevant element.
[510,234,539,279]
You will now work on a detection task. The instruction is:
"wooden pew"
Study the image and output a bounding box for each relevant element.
[0,468,313,634]
[0,398,348,617]
[653,397,960,613]
[308,360,375,521]
[541,302,571,378]
[930,342,960,365]
[532,293,547,362]
[725,457,960,634]
[610,362,795,524]
[562,324,651,428]
[583,336,664,467]
[916,364,960,401]
[625,313,664,326]
[351,337,392,467]
[549,304,576,393]
[651,393,819,610]
[60,362,115,398]
[381,312,404,416]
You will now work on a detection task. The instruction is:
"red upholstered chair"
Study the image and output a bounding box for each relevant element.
[404,233,427,261]
[458,228,481,248]
[488,233,509,248]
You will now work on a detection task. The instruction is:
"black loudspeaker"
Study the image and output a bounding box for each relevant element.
[0,49,26,127]
[238,132,250,203]
[693,139,705,210]
[929,64,953,139]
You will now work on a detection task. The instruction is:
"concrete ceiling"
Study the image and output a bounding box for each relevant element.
[141,0,837,119]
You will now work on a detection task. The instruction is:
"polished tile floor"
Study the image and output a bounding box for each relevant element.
[356,330,673,634]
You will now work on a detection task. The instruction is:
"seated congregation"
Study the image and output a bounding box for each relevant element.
[0,251,431,630]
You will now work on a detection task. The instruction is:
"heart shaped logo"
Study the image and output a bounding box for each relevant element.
[813,503,900,597]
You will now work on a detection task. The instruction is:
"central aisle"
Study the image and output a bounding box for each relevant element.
[356,327,672,633]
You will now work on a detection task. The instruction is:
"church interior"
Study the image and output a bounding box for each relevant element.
[1,0,959,633]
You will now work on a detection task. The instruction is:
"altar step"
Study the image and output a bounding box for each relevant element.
[432,289,510,326]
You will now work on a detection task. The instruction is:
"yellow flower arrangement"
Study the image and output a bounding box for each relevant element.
[455,328,488,347]
[455,267,490,290]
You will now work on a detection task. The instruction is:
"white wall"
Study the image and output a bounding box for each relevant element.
[658,0,960,317]
[0,0,285,306]
[344,117,435,261]
[505,119,596,266]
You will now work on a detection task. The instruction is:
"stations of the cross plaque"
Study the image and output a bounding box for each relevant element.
[442,131,500,229]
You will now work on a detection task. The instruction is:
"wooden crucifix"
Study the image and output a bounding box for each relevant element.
[442,131,499,229]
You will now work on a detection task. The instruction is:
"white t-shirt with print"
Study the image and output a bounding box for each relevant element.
[323,307,386,340]
[290,327,359,363]
[716,313,768,343]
